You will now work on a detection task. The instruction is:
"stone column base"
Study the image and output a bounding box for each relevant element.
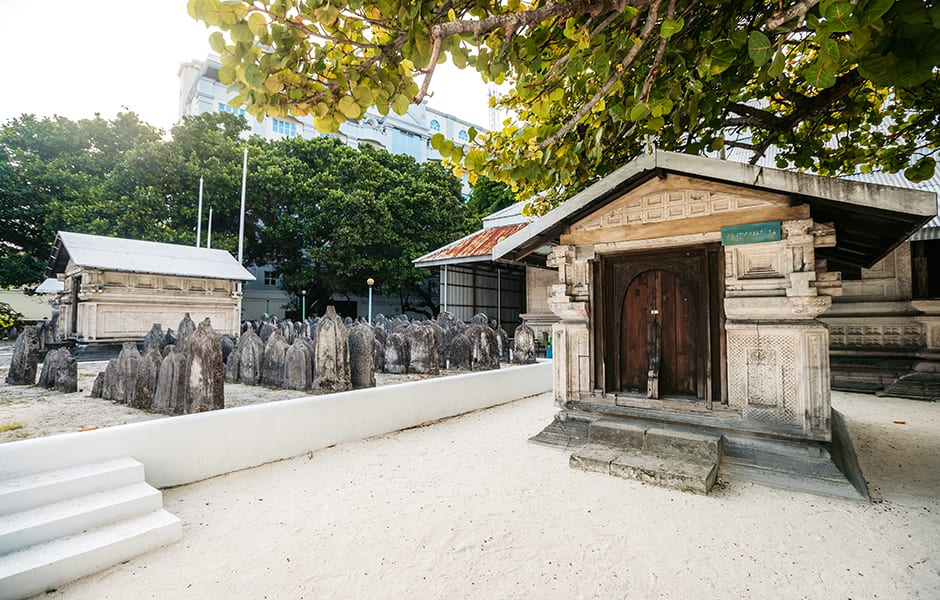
[726,321,831,441]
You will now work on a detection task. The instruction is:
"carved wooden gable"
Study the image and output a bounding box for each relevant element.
[561,174,802,246]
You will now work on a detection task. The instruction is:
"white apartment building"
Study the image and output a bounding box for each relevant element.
[178,56,486,322]
[178,56,481,164]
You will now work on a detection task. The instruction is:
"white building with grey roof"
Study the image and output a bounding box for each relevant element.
[47,231,254,341]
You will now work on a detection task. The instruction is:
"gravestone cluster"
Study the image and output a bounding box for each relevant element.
[3,304,538,414]
[373,310,507,375]
[222,307,518,397]
[91,314,226,415]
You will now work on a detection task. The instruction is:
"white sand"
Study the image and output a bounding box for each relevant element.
[41,389,940,600]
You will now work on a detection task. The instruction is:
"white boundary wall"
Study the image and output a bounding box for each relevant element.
[0,362,552,488]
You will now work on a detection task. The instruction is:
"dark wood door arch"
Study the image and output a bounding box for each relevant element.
[597,245,723,404]
[620,269,698,397]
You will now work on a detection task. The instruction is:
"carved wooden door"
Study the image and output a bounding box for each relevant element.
[598,247,718,402]
[620,269,698,397]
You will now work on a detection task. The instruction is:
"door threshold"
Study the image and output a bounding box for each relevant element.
[584,392,735,416]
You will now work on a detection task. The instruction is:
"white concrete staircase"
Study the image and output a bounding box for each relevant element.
[0,457,181,600]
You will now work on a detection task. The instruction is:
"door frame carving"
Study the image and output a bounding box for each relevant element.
[594,244,725,407]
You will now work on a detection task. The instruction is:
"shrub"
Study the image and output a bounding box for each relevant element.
[0,301,24,337]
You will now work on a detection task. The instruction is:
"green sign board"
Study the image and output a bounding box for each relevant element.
[721,221,782,246]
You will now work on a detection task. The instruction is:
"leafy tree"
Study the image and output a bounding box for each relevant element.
[245,137,472,316]
[0,112,162,287]
[466,177,517,223]
[190,0,940,213]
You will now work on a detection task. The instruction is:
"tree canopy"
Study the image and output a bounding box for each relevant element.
[0,112,473,314]
[189,0,940,213]
[245,136,471,315]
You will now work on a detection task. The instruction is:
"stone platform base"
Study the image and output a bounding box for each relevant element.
[569,419,721,494]
[531,409,869,501]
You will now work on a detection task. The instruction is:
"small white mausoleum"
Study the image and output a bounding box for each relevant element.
[47,232,255,342]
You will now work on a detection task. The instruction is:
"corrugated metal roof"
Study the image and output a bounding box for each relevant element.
[414,224,528,267]
[48,231,255,281]
[722,146,940,229]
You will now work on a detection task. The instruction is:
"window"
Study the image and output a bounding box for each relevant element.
[457,129,469,142]
[391,128,424,160]
[272,118,297,136]
[429,119,441,132]
[218,102,246,117]
[263,271,278,286]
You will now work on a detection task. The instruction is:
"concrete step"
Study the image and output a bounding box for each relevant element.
[570,444,718,494]
[0,458,144,516]
[587,419,722,462]
[0,509,181,600]
[0,482,162,554]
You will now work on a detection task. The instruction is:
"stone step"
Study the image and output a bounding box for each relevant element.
[0,509,181,600]
[570,444,718,494]
[587,419,722,462]
[0,482,163,554]
[0,458,144,516]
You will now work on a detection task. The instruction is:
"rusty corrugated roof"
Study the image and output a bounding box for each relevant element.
[414,223,528,267]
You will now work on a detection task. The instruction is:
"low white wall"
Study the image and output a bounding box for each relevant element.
[0,362,552,488]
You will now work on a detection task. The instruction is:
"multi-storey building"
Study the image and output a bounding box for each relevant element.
[178,55,486,321]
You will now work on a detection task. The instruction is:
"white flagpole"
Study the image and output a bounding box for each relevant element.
[207,207,213,248]
[196,175,204,247]
[237,148,248,264]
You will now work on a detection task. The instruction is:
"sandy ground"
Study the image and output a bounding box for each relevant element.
[32,386,940,599]
[0,345,453,443]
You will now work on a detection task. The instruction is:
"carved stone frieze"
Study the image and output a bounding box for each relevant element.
[826,320,924,348]
[569,187,782,234]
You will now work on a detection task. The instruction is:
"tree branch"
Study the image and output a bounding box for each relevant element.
[639,0,676,102]
[538,0,663,150]
[431,0,654,40]
[765,0,821,31]
[414,35,444,103]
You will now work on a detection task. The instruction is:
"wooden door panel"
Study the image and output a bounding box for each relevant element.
[604,247,709,400]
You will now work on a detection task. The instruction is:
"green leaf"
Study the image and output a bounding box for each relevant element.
[804,58,837,88]
[191,0,222,26]
[247,12,267,37]
[904,157,936,182]
[660,18,685,39]
[414,30,433,67]
[430,133,445,149]
[337,95,361,119]
[264,75,284,93]
[245,64,265,88]
[630,103,650,121]
[352,85,374,106]
[768,48,786,77]
[748,30,774,66]
[818,37,839,63]
[209,31,226,53]
[824,2,859,32]
[231,23,253,43]
[452,46,468,69]
[391,93,411,115]
[859,0,894,26]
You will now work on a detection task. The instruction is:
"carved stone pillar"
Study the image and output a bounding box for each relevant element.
[723,218,840,441]
[547,245,592,407]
